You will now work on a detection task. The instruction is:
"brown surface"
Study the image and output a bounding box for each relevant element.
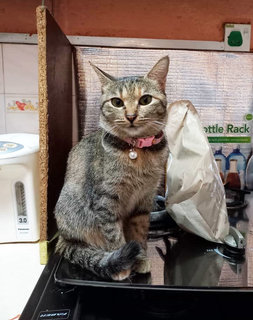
[1,1,253,50]
[37,6,73,241]
[0,0,53,34]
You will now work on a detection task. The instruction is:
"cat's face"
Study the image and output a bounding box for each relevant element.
[91,56,169,139]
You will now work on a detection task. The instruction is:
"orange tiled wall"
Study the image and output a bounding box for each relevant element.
[0,0,253,49]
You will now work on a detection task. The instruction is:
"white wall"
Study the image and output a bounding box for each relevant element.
[0,44,39,134]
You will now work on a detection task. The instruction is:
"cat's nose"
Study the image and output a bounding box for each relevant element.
[126,114,137,123]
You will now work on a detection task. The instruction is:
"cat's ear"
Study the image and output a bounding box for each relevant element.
[89,62,115,87]
[145,56,169,91]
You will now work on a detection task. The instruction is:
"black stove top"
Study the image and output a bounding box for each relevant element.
[20,193,253,320]
[20,250,253,320]
[53,233,245,289]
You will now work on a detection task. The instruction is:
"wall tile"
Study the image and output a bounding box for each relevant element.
[5,112,39,134]
[3,44,38,95]
[0,94,6,134]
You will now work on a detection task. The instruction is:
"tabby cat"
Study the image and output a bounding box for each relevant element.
[55,56,170,280]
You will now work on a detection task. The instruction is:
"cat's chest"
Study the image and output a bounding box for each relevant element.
[101,148,167,215]
[121,148,167,173]
[102,142,168,188]
[117,155,163,214]
[114,149,166,190]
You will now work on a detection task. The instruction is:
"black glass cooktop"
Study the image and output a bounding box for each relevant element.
[20,193,253,320]
[54,192,252,290]
[54,232,246,289]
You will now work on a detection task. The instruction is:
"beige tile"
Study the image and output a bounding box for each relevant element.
[6,112,39,134]
[3,44,38,94]
[0,45,4,94]
[0,94,6,133]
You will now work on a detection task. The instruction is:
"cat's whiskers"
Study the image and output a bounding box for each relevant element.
[151,120,166,129]
[113,120,131,129]
[139,118,165,126]
[114,119,126,123]
[144,122,165,134]
[110,124,125,137]
[150,119,165,125]
[102,123,121,139]
[138,117,152,122]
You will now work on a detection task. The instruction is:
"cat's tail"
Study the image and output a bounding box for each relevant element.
[56,236,141,280]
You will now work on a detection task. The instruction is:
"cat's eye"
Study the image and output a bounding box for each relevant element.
[111,98,124,108]
[139,95,152,106]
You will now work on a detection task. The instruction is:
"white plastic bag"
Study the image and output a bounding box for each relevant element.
[165,100,229,243]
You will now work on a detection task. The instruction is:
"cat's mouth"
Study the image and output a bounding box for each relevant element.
[121,124,159,138]
[105,117,165,138]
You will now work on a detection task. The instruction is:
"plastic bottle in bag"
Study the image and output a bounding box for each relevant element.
[226,145,246,189]
[215,159,225,183]
[214,146,226,176]
[226,159,241,189]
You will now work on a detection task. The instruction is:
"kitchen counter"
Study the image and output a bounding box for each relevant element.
[0,242,45,320]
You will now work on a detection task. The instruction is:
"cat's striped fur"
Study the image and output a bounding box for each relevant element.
[55,56,169,280]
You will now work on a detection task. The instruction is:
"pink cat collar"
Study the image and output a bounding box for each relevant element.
[124,131,164,148]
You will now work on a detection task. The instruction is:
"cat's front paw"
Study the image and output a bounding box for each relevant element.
[111,269,131,281]
[133,258,151,274]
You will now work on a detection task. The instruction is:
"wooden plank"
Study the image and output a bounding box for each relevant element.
[37,6,72,261]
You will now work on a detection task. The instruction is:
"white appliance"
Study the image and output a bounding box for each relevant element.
[0,133,40,243]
